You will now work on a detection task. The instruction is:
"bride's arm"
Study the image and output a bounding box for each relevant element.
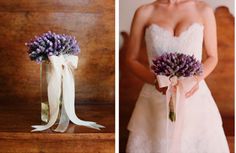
[199,6,218,80]
[186,5,217,97]
[126,6,156,85]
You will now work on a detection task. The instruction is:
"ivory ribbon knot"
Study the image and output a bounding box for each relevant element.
[32,55,105,132]
[156,75,198,153]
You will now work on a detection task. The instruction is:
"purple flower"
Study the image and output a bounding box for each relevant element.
[151,52,203,78]
[25,31,80,63]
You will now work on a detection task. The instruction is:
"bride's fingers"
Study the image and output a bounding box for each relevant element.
[185,85,199,98]
[185,88,195,98]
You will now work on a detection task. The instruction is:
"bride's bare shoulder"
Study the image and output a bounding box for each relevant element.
[134,3,156,17]
[194,0,215,24]
[195,0,214,15]
[132,3,156,24]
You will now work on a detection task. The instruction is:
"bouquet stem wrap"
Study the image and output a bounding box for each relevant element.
[157,75,197,153]
[32,55,104,132]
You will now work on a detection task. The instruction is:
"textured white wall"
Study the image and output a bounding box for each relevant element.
[119,0,234,34]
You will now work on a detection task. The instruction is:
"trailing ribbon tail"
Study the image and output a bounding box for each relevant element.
[62,57,105,130]
[31,55,104,132]
[54,101,70,132]
[168,81,184,153]
[165,84,171,153]
[157,75,197,153]
[31,57,62,132]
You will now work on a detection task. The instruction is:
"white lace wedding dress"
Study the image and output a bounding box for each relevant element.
[126,23,230,153]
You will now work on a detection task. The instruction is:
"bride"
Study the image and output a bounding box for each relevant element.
[125,0,230,153]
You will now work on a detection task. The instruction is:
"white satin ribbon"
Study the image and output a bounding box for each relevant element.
[157,75,197,153]
[32,55,105,132]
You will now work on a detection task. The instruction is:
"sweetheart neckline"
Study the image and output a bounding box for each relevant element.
[146,22,204,38]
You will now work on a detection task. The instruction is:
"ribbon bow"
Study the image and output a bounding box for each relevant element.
[32,55,104,132]
[157,75,197,153]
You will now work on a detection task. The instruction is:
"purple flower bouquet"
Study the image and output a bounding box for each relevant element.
[25,32,104,132]
[25,31,80,123]
[25,31,80,63]
[151,52,203,121]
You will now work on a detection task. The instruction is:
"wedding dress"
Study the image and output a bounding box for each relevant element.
[126,23,230,153]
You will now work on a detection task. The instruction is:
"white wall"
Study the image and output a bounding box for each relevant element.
[119,0,234,34]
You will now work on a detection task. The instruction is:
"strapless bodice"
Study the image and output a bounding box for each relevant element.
[145,23,204,65]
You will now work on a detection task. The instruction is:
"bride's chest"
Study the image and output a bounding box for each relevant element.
[145,23,204,57]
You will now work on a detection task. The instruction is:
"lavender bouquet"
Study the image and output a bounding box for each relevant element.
[25,31,80,63]
[151,52,203,121]
[151,52,203,78]
[26,32,104,132]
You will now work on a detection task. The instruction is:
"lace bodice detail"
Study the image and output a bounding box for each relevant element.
[145,23,204,65]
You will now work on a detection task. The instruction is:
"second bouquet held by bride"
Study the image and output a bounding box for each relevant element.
[151,52,203,122]
[26,31,104,132]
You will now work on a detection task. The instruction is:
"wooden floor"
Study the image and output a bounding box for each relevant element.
[0,99,115,153]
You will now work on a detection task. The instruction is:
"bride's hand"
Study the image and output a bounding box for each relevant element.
[154,79,167,95]
[185,76,201,98]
